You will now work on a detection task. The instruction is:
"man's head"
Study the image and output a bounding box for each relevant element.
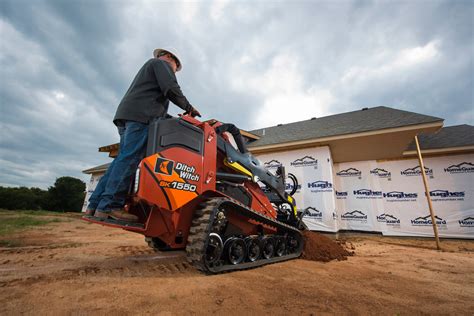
[153,48,182,73]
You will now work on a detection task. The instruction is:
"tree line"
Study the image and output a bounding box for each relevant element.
[0,177,86,212]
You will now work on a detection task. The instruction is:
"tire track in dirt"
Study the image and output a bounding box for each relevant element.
[115,245,155,255]
[0,249,196,288]
[0,243,88,254]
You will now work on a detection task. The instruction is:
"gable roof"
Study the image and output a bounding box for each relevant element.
[247,106,443,148]
[406,124,474,150]
[403,124,474,156]
[82,162,111,174]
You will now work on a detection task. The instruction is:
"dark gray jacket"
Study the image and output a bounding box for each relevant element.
[113,58,193,125]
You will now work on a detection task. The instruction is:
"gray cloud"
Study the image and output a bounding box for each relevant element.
[0,0,472,188]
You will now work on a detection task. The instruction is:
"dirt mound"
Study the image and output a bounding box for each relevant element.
[301,231,354,262]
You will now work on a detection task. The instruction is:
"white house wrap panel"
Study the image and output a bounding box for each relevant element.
[256,146,338,232]
[257,149,473,238]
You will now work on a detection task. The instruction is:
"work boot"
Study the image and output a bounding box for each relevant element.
[85,208,95,216]
[93,210,110,219]
[110,210,139,223]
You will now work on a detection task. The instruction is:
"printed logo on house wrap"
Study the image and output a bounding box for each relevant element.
[303,207,323,221]
[285,181,302,193]
[458,217,474,227]
[383,191,418,202]
[336,168,362,178]
[263,159,282,169]
[353,189,383,199]
[385,214,401,228]
[376,213,401,227]
[370,168,391,179]
[307,180,333,193]
[332,212,338,220]
[335,190,348,199]
[444,162,474,174]
[428,190,465,201]
[341,210,368,222]
[376,213,386,222]
[290,156,318,168]
[400,165,433,178]
[411,215,447,228]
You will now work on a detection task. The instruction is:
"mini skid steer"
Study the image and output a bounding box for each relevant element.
[84,114,305,273]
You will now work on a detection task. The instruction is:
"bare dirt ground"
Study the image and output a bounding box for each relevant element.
[1,213,473,315]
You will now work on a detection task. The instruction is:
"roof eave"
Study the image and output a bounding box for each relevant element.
[248,121,444,153]
[240,130,260,140]
[98,143,119,152]
[82,168,108,175]
[403,145,474,156]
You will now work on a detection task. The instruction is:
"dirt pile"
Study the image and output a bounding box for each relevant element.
[301,231,354,262]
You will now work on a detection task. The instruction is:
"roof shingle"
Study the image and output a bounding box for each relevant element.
[406,124,474,150]
[248,106,443,148]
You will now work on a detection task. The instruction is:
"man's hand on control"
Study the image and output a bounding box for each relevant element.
[187,107,201,118]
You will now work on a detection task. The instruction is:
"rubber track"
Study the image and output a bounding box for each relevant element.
[185,197,304,274]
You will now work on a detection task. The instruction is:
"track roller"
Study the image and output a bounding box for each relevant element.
[245,236,261,262]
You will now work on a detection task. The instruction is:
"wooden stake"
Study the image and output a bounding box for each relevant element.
[414,135,441,250]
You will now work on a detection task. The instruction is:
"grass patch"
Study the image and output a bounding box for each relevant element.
[0,215,63,236]
[0,209,68,216]
[19,210,64,216]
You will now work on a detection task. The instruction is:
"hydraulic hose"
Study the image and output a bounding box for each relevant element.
[287,173,298,196]
[215,123,248,154]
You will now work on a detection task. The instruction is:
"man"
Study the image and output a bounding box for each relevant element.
[86,48,200,222]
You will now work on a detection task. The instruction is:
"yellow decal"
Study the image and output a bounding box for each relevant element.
[224,159,253,178]
[287,196,297,216]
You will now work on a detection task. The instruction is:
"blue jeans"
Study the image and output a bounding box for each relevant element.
[87,121,149,212]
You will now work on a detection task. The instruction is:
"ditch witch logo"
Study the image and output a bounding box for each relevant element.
[428,190,465,201]
[307,181,333,193]
[459,217,474,227]
[444,162,474,174]
[341,210,368,222]
[155,158,174,175]
[263,159,282,169]
[400,165,433,177]
[411,215,447,227]
[383,191,418,202]
[303,207,323,220]
[370,168,391,178]
[336,167,362,178]
[376,213,401,226]
[155,158,200,181]
[353,189,383,199]
[290,156,318,168]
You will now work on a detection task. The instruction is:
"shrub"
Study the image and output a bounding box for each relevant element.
[0,176,86,212]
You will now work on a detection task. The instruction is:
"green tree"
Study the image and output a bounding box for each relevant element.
[0,186,47,210]
[45,177,86,212]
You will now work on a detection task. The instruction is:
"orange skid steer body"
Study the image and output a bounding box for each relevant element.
[84,114,304,273]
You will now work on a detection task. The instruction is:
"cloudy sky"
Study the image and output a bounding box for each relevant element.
[0,0,473,189]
